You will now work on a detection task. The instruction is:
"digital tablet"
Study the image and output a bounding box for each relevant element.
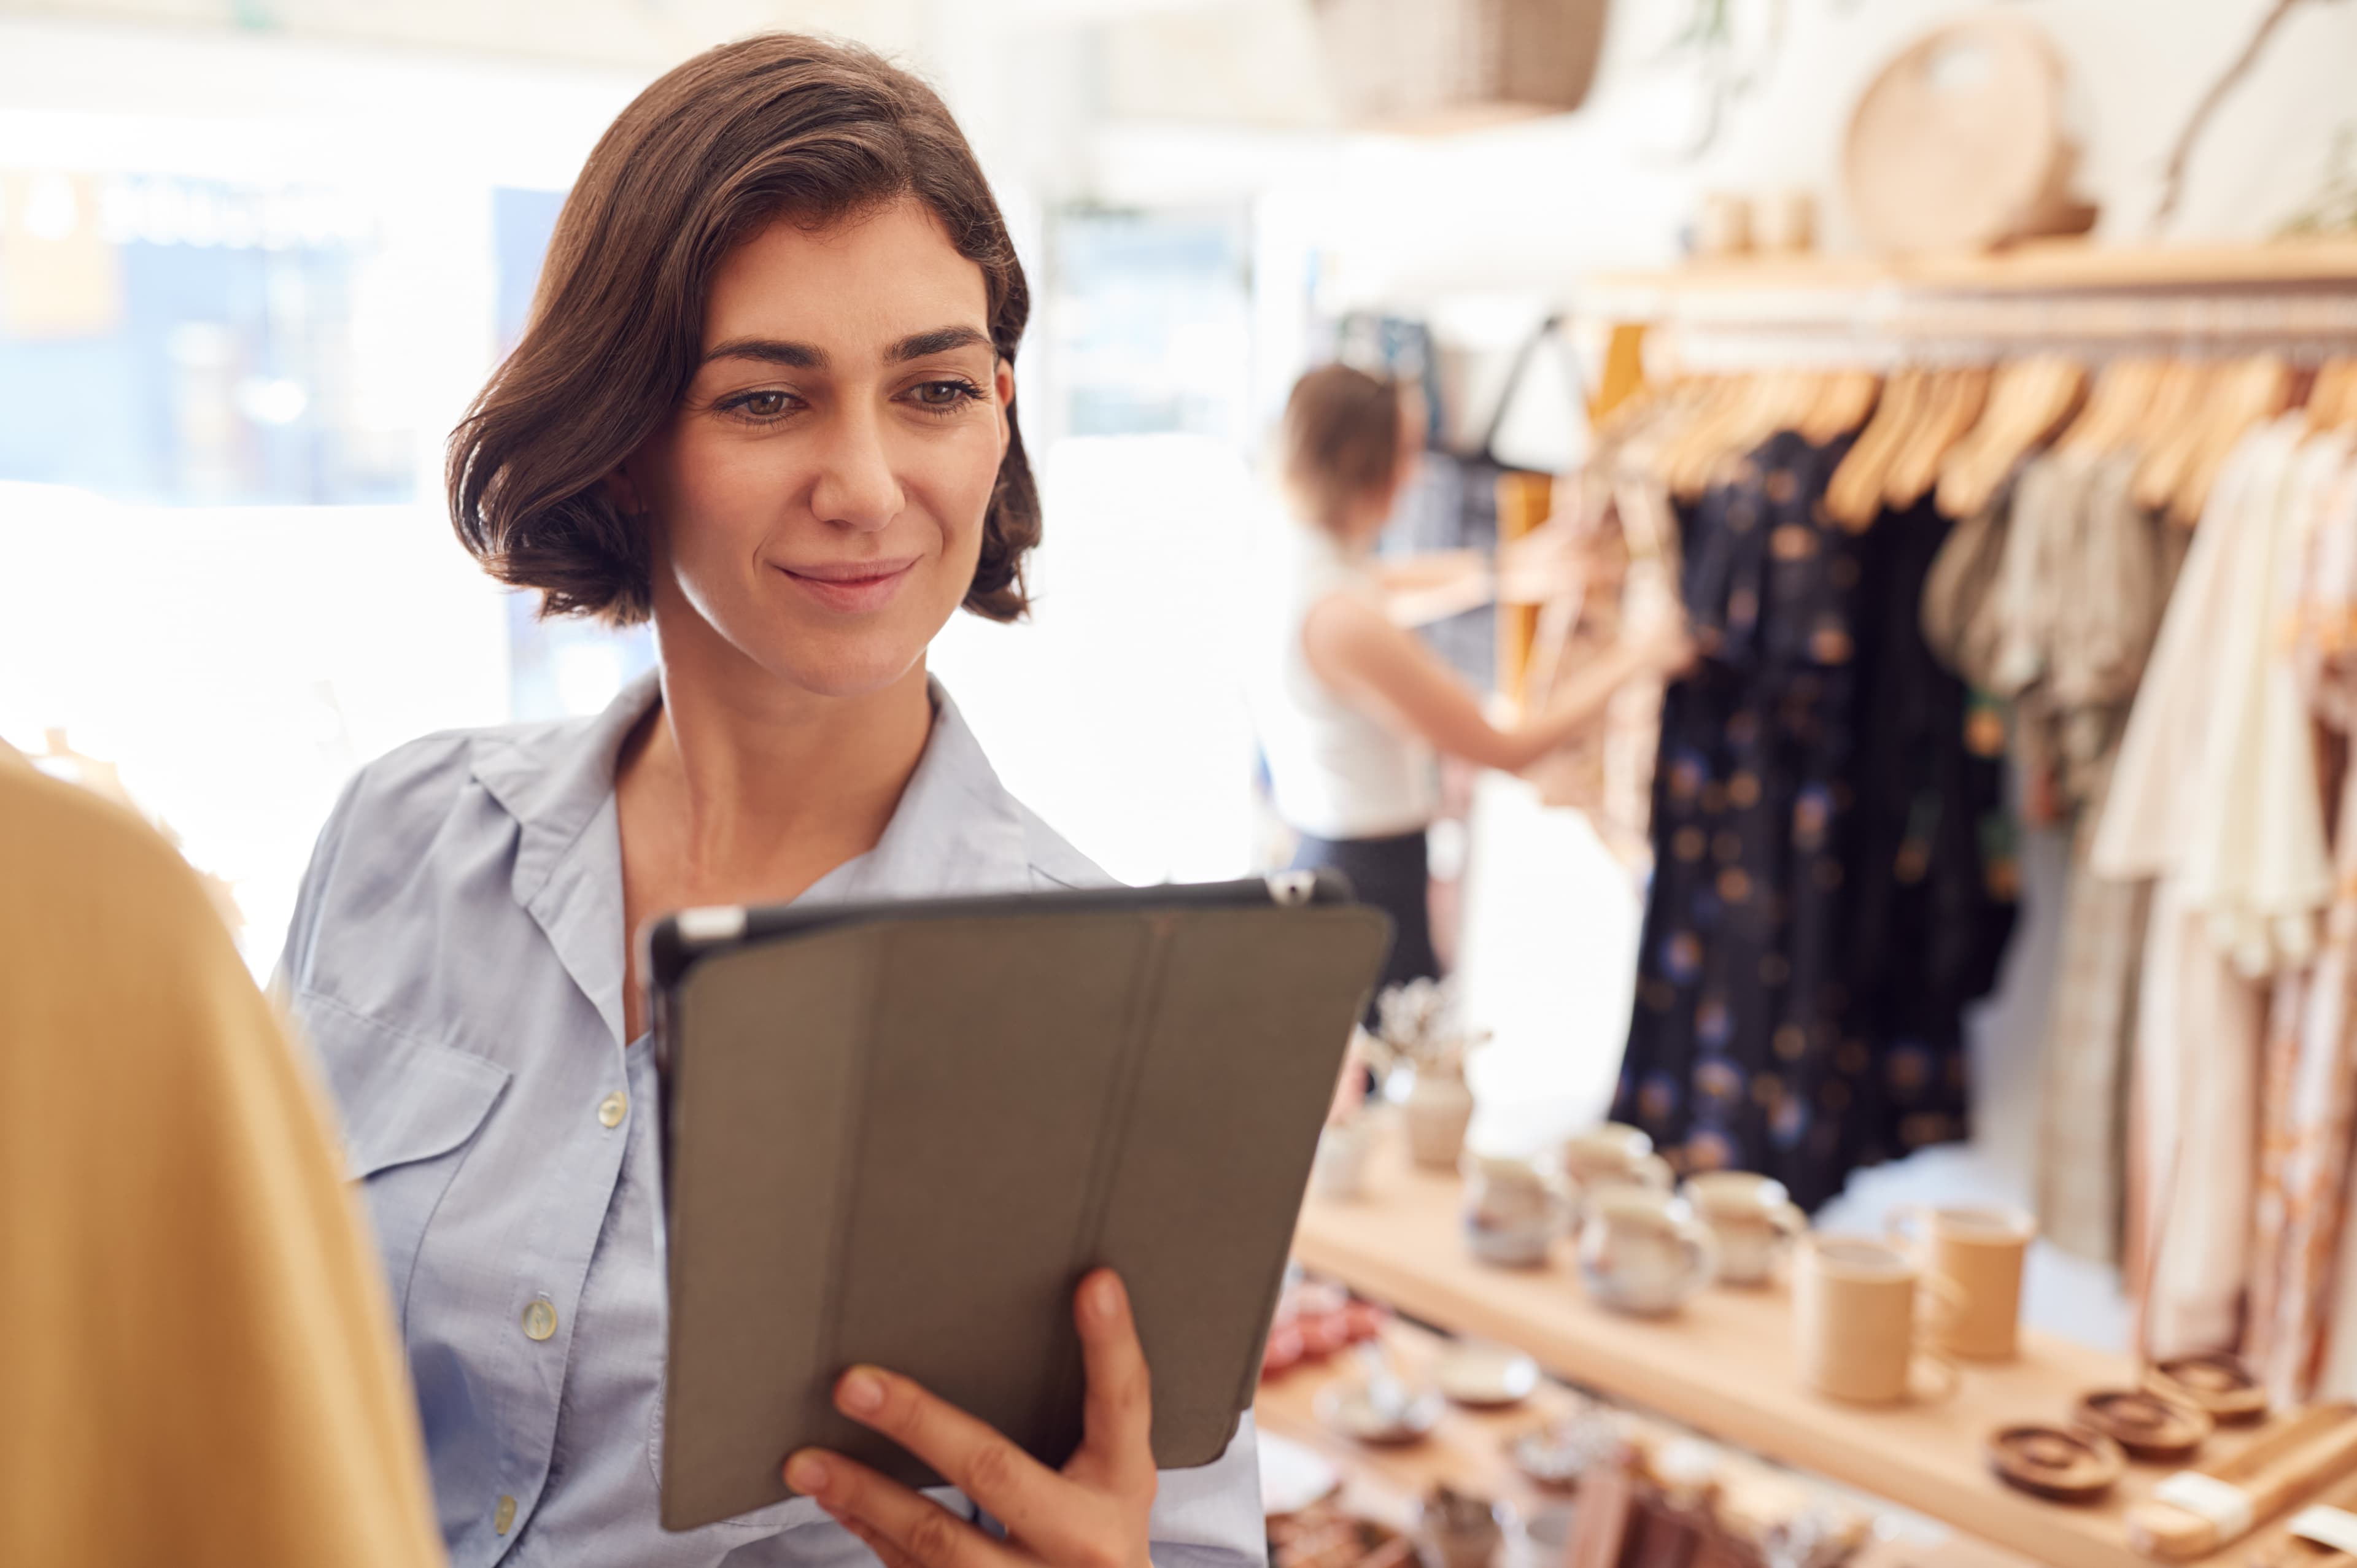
[646,873,1392,1531]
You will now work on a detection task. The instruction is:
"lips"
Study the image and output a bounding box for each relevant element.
[774,557,919,614]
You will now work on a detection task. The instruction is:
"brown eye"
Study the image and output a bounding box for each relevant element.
[913,379,978,407]
[738,390,789,418]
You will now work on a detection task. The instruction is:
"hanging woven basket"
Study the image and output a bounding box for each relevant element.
[1309,0,1607,129]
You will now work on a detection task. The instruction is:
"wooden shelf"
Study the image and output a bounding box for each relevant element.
[1288,1126,2313,1568]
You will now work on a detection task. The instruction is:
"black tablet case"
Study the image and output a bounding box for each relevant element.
[654,887,1390,1530]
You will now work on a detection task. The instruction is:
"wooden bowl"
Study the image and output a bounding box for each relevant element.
[1987,1423,2127,1502]
[2145,1353,2270,1424]
[2074,1390,2212,1462]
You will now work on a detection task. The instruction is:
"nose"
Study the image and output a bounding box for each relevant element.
[810,401,903,534]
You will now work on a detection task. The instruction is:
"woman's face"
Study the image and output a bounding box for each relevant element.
[622,196,1012,698]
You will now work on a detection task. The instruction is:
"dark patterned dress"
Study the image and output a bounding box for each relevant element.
[1611,438,2018,1211]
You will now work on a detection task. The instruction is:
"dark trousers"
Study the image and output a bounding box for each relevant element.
[1287,827,1441,1025]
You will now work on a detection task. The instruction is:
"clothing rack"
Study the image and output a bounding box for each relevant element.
[1579,238,2357,373]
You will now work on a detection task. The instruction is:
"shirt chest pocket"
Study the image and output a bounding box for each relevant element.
[298,992,511,1331]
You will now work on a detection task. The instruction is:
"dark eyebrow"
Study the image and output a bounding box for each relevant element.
[702,337,824,369]
[698,326,992,371]
[889,325,993,363]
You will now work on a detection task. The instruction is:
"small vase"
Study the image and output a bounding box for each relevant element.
[1403,1070,1475,1170]
[1311,1118,1374,1200]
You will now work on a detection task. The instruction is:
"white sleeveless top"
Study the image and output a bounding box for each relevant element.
[1247,519,1440,840]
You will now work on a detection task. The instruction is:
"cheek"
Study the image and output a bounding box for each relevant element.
[643,433,799,636]
[913,424,1004,565]
[657,433,776,562]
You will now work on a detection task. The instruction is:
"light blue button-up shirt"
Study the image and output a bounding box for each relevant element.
[279,673,1268,1568]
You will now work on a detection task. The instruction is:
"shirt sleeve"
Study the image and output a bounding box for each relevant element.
[0,763,447,1568]
[1144,1416,1269,1568]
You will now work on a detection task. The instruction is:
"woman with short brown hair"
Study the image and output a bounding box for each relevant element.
[1250,363,1691,1002]
[280,34,1261,1568]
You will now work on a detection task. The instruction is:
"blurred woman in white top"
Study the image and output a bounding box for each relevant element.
[1249,363,1692,1004]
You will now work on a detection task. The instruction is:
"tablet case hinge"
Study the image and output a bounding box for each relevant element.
[1266,871,1318,906]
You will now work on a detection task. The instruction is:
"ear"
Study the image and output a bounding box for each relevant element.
[994,359,1016,462]
[604,463,645,519]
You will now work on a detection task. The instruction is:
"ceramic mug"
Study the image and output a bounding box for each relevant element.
[1577,1188,1719,1316]
[1560,1123,1675,1212]
[1792,1235,1964,1406]
[1682,1172,1808,1287]
[1888,1203,2036,1361]
[1461,1153,1569,1267]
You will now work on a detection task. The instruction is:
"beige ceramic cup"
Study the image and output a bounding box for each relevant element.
[1793,1235,1964,1406]
[1682,1172,1807,1287]
[1560,1124,1674,1207]
[1887,1203,2036,1361]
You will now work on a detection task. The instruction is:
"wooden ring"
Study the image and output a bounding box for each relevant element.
[1987,1423,2126,1502]
[2074,1389,2212,1461]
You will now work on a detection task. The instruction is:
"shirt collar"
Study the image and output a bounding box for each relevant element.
[468,668,1032,1045]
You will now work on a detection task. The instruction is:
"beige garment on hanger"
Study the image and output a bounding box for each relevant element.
[2250,438,2357,1404]
[2038,776,2149,1267]
[2020,452,2174,1266]
[1919,484,2010,689]
[2250,764,2357,1403]
[2093,419,2313,1354]
[1521,412,1680,869]
[2171,421,2337,981]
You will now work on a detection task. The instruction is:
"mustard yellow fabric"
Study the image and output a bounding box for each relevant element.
[0,751,443,1568]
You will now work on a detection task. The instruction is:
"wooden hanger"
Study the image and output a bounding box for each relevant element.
[1936,355,2087,518]
[1887,366,1992,511]
[2331,359,2357,430]
[1666,370,1819,500]
[2055,355,2160,457]
[1825,366,1930,530]
[2169,354,2293,526]
[1752,368,1829,448]
[2133,360,2227,510]
[1654,376,1753,499]
[1798,369,1882,444]
[2307,358,2357,433]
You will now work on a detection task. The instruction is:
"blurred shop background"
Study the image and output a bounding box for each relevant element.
[6,0,2356,1354]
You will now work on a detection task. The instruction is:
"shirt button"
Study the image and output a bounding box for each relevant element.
[522,1297,558,1342]
[598,1090,627,1128]
[493,1495,517,1535]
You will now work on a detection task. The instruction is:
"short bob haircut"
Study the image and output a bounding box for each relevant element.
[1280,363,1403,536]
[448,34,1038,625]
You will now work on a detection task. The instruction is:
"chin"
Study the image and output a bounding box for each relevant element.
[757,631,931,701]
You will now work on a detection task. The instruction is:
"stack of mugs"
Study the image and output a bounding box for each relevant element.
[1457,1119,2040,1410]
[1792,1205,2037,1406]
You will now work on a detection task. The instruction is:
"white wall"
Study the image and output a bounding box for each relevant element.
[1092,0,2357,306]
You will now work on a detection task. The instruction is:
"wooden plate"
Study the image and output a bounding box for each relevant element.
[2146,1353,2270,1424]
[2074,1389,2212,1462]
[1987,1423,2126,1502]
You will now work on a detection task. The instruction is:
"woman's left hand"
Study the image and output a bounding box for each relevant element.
[783,1269,1156,1568]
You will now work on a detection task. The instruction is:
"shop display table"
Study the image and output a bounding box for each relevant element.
[1287,1128,2278,1568]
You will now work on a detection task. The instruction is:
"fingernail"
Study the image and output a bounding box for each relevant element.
[839,1369,885,1414]
[1091,1273,1126,1324]
[785,1452,831,1495]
